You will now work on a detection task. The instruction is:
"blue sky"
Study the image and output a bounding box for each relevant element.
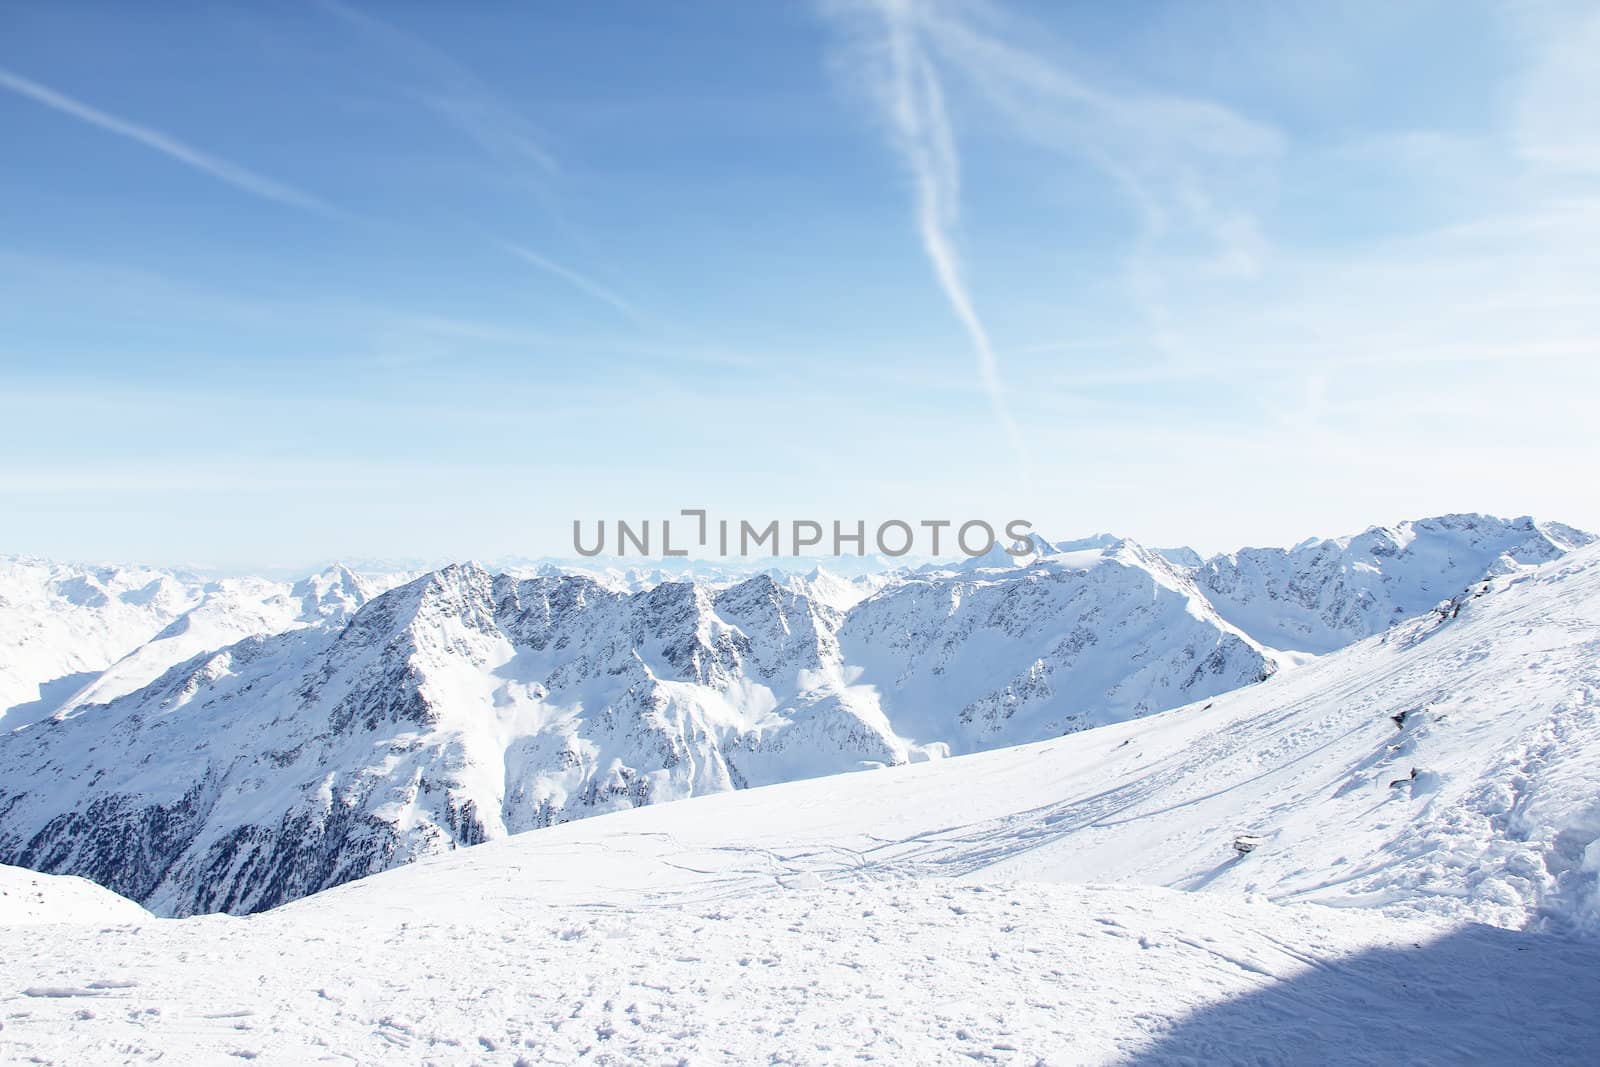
[2,0,1597,569]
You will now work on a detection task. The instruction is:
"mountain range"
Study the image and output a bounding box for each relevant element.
[6,518,1600,1063]
[0,512,1590,916]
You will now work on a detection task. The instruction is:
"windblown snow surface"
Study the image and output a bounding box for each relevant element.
[3,543,1599,1063]
[0,863,149,926]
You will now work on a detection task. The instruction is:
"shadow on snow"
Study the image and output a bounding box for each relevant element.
[1120,921,1600,1066]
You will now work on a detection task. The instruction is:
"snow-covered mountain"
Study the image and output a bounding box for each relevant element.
[5,536,1599,1063]
[841,539,1275,751]
[0,543,1272,915]
[0,513,1589,917]
[1194,513,1594,653]
[0,557,201,719]
[0,558,397,727]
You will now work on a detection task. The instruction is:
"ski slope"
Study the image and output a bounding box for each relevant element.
[2,544,1598,1063]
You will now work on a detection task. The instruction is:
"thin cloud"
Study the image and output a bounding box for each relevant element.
[905,0,1280,288]
[314,3,645,330]
[833,0,1033,479]
[498,242,644,325]
[824,0,1288,467]
[317,0,557,175]
[0,66,335,216]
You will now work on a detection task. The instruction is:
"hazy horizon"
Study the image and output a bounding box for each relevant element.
[4,508,1590,579]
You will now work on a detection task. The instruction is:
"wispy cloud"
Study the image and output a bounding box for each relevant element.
[824,0,1283,404]
[313,4,654,329]
[317,0,556,175]
[497,241,644,325]
[828,0,1032,478]
[0,66,335,216]
[915,0,1280,267]
[818,0,1600,545]
[824,0,1284,480]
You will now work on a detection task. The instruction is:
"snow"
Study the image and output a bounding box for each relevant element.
[6,878,1599,1065]
[0,863,149,926]
[0,558,387,727]
[1194,513,1593,653]
[1155,545,1204,568]
[2,539,1599,1062]
[4,514,1594,921]
[0,545,1282,916]
[838,539,1275,751]
[479,539,1600,935]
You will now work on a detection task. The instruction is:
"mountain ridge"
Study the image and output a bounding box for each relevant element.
[1,513,1591,915]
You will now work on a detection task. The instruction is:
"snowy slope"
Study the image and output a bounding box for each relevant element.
[841,538,1276,751]
[279,539,1600,934]
[2,516,1592,919]
[0,558,383,726]
[0,557,200,720]
[2,542,1598,1063]
[1195,513,1594,652]
[7,877,1598,1065]
[0,862,148,926]
[0,567,907,915]
[0,541,1283,916]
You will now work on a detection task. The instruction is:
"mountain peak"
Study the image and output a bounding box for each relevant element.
[3,514,1593,918]
[1050,532,1124,553]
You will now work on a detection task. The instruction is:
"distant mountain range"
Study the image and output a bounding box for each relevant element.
[0,513,1590,915]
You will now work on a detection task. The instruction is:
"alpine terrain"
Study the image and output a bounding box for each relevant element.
[0,514,1591,918]
[2,522,1599,1063]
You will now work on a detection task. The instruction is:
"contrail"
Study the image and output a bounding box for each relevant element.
[316,0,557,175]
[499,241,644,325]
[861,2,1033,477]
[0,66,335,216]
[311,5,644,327]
